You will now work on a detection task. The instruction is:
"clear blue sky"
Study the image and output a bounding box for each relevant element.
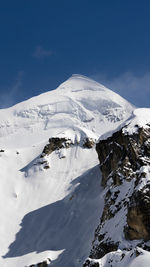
[0,0,150,107]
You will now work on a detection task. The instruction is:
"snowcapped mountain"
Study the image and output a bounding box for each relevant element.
[0,74,133,149]
[0,74,147,267]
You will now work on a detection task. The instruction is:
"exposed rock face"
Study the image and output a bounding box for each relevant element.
[42,136,96,155]
[38,137,73,169]
[83,137,96,149]
[125,190,150,240]
[25,135,96,173]
[41,137,73,157]
[96,126,150,187]
[84,124,150,265]
[83,259,100,267]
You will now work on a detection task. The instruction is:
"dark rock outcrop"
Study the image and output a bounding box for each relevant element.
[41,137,73,157]
[125,190,150,240]
[96,126,150,187]
[83,259,100,267]
[37,137,73,169]
[42,136,96,156]
[83,137,96,149]
[85,124,150,264]
[26,135,96,173]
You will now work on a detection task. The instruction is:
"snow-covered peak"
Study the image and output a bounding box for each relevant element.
[57,74,106,92]
[0,75,137,267]
[0,75,134,149]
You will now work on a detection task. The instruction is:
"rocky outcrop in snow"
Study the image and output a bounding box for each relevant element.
[39,137,73,168]
[41,137,73,157]
[41,134,97,157]
[84,109,150,265]
[25,133,97,172]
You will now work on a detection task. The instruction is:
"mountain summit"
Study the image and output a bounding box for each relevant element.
[0,75,133,148]
[1,75,149,267]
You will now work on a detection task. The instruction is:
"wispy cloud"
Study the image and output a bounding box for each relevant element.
[33,45,53,59]
[91,72,150,108]
[0,71,24,108]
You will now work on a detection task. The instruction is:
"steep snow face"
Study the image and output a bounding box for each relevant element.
[0,75,134,267]
[0,74,134,149]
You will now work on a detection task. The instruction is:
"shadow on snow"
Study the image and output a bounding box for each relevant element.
[4,165,103,267]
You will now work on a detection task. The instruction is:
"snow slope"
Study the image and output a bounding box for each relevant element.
[0,75,134,266]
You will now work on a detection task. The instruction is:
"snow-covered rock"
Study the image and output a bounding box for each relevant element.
[85,108,150,266]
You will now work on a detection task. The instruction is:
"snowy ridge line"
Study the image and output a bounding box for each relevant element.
[68,74,106,88]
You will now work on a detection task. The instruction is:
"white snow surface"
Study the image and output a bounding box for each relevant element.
[123,108,150,135]
[0,74,133,149]
[87,247,150,267]
[0,75,136,266]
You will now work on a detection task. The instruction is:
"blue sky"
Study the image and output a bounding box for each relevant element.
[0,0,150,107]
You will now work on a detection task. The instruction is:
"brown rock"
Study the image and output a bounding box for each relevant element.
[89,125,150,261]
[41,137,72,157]
[83,137,95,148]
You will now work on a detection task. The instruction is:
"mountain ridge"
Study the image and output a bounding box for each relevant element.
[1,75,148,267]
[84,108,150,267]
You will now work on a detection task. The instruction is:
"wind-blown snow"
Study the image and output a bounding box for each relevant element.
[0,75,135,266]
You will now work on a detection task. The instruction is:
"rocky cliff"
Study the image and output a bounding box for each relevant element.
[84,109,150,266]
